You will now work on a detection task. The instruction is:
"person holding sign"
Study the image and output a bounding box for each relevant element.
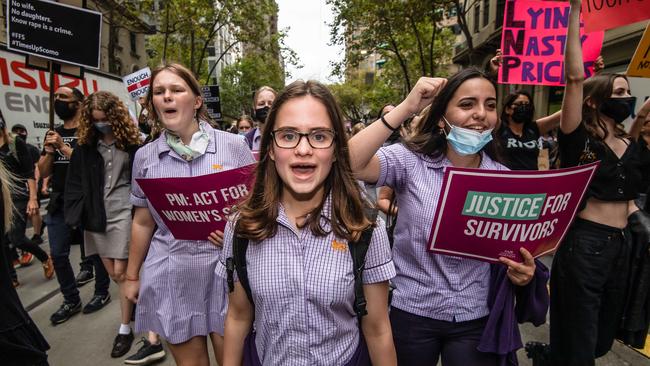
[548,1,645,364]
[64,91,142,358]
[217,80,396,366]
[348,69,548,365]
[124,63,255,366]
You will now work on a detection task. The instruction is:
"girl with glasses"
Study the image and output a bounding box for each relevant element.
[217,80,396,366]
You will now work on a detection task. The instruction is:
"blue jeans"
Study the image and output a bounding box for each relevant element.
[45,210,109,304]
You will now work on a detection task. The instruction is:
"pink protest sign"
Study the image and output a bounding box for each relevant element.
[499,0,604,86]
[136,164,256,240]
[427,163,599,263]
[582,0,650,33]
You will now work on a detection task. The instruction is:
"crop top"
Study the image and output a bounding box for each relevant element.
[558,123,642,207]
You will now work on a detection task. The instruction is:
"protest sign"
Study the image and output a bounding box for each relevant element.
[427,163,599,263]
[499,0,604,86]
[123,67,151,100]
[627,23,650,78]
[136,164,255,240]
[201,85,222,121]
[7,0,102,69]
[582,0,650,33]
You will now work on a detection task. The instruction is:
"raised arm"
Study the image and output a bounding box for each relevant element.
[348,77,447,183]
[560,0,585,135]
[536,110,562,136]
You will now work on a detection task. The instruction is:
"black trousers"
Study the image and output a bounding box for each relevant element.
[550,218,630,366]
[8,198,48,263]
[390,307,497,366]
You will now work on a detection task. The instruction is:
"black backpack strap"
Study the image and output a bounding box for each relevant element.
[386,194,398,249]
[227,236,254,306]
[349,208,378,323]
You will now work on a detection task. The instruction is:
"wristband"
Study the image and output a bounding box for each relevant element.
[380,115,399,132]
[125,275,139,281]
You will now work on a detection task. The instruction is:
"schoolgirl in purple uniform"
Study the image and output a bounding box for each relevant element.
[124,63,254,366]
[349,71,544,365]
[217,80,397,366]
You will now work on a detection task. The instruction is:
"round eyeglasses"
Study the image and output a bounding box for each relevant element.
[271,128,336,149]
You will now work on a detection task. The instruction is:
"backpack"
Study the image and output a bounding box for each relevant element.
[386,194,397,248]
[226,208,378,322]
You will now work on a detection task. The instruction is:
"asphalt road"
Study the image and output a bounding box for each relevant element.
[13,225,649,366]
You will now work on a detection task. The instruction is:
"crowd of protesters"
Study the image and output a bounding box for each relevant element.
[2,2,650,366]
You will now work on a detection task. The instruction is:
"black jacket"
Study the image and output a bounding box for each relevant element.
[64,142,139,232]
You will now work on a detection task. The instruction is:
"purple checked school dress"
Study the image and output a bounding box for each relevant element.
[130,122,255,344]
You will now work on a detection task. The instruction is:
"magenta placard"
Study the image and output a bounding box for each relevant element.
[427,163,599,263]
[136,164,256,240]
[498,0,604,86]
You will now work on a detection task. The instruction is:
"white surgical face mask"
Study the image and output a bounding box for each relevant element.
[443,116,493,156]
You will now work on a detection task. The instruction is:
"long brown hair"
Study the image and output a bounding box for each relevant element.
[143,63,212,140]
[236,80,371,242]
[582,73,630,141]
[405,67,502,162]
[78,91,142,149]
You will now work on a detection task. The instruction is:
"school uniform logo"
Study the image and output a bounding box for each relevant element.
[331,240,347,252]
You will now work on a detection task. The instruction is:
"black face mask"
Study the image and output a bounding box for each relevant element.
[511,104,533,124]
[15,134,27,142]
[54,100,78,120]
[599,97,636,124]
[254,106,270,123]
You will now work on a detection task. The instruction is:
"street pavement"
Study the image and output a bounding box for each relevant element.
[13,226,649,366]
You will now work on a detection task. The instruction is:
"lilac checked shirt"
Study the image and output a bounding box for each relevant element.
[216,197,396,366]
[376,143,508,322]
[130,122,255,344]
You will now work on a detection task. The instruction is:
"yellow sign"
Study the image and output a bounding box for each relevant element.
[627,23,650,78]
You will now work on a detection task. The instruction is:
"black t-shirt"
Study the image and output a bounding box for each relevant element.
[497,122,541,170]
[0,137,34,199]
[26,143,40,167]
[41,126,78,193]
[559,123,642,204]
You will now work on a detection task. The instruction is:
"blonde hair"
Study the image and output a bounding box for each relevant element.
[253,86,277,107]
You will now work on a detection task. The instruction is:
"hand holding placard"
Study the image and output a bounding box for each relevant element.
[136,164,255,240]
[499,0,604,86]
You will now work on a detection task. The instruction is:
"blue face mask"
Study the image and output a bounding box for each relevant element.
[443,116,493,156]
[93,121,112,135]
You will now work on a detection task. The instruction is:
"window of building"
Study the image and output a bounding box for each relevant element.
[474,4,480,33]
[208,46,216,57]
[130,32,137,54]
[483,0,490,28]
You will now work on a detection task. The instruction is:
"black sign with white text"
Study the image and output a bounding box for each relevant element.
[7,0,102,69]
[201,85,222,121]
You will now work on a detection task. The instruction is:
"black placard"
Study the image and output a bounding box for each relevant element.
[7,0,102,69]
[201,85,222,121]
